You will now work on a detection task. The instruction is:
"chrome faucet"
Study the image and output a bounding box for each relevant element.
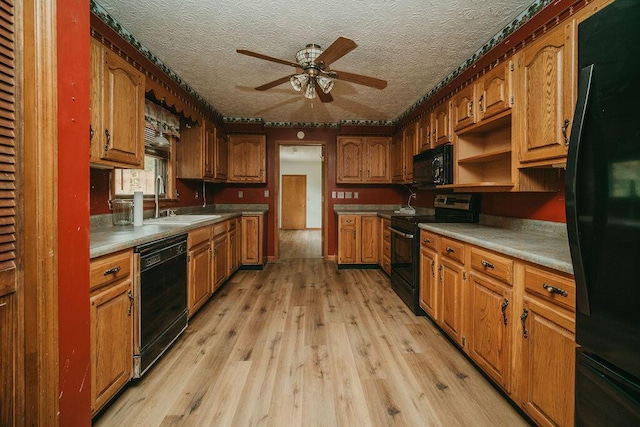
[154,175,164,218]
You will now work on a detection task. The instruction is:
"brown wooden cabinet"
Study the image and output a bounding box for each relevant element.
[433,100,453,147]
[515,23,575,166]
[419,230,439,319]
[227,218,240,275]
[439,253,464,346]
[90,38,145,168]
[391,123,417,184]
[391,133,404,182]
[418,112,433,152]
[0,293,15,425]
[478,61,513,121]
[228,134,266,183]
[178,119,227,181]
[211,221,229,292]
[380,218,391,275]
[468,247,514,394]
[337,214,379,265]
[452,83,477,131]
[241,214,266,267]
[336,136,391,184]
[187,226,212,317]
[89,250,133,415]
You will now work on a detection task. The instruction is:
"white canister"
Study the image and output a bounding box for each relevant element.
[133,191,144,226]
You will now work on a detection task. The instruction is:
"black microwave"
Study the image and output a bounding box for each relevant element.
[412,144,453,187]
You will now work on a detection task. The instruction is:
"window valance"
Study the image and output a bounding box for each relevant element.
[144,100,181,138]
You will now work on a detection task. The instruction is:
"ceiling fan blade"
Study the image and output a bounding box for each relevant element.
[255,75,293,91]
[315,37,357,68]
[237,49,298,67]
[314,79,333,103]
[331,69,387,89]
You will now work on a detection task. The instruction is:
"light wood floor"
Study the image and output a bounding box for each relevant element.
[279,229,322,259]
[94,260,527,426]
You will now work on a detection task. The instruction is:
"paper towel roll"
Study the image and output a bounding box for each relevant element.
[133,191,144,226]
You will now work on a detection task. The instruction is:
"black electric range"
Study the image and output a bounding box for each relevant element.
[390,194,479,315]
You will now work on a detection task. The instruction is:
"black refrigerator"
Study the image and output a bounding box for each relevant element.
[566,0,640,424]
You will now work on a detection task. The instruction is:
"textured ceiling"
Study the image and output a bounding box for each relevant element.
[95,0,534,125]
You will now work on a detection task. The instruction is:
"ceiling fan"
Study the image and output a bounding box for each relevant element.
[236,36,387,103]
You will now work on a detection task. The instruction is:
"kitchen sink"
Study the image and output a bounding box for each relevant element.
[143,214,221,225]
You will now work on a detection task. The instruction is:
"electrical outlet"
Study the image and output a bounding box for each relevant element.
[345,191,352,199]
[264,190,269,197]
[238,190,243,198]
[337,191,345,199]
[332,191,336,199]
[195,191,199,199]
[354,192,358,199]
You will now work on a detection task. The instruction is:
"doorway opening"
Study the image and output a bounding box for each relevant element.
[276,144,324,260]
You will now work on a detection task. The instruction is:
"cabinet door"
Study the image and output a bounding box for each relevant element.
[517,23,574,164]
[419,246,438,319]
[365,137,391,183]
[216,135,228,181]
[433,100,452,146]
[100,48,145,167]
[360,216,379,264]
[403,124,417,182]
[469,272,512,392]
[0,294,14,425]
[439,257,464,345]
[203,122,216,178]
[453,84,476,131]
[228,229,238,274]
[228,135,266,182]
[241,215,263,265]
[478,60,513,121]
[91,279,133,414]
[337,137,363,183]
[418,112,432,152]
[520,296,575,427]
[188,243,211,316]
[337,216,358,264]
[391,134,404,182]
[212,235,228,292]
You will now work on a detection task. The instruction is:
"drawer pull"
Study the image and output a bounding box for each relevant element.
[103,266,121,276]
[423,238,431,243]
[542,283,568,298]
[520,308,529,338]
[480,260,495,269]
[446,247,455,253]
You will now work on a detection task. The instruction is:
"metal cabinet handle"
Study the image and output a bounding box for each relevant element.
[478,95,484,112]
[562,119,570,145]
[468,101,473,118]
[520,308,529,338]
[103,266,121,276]
[127,290,134,316]
[104,129,111,152]
[501,298,509,326]
[90,124,94,141]
[446,247,455,253]
[543,283,569,298]
[439,265,443,283]
[481,260,495,269]
[431,260,435,276]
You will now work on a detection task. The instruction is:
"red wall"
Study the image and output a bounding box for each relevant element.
[57,0,91,425]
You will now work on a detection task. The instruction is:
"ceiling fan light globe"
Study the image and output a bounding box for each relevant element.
[290,73,308,92]
[303,82,316,99]
[316,75,334,94]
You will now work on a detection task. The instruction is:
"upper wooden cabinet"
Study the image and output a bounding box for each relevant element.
[418,112,433,152]
[336,136,391,184]
[228,134,266,183]
[390,124,417,184]
[515,22,575,166]
[433,100,452,147]
[90,38,145,168]
[178,119,227,181]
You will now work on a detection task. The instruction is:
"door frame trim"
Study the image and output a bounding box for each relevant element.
[274,140,327,260]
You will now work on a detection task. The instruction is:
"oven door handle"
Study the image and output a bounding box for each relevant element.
[390,228,414,239]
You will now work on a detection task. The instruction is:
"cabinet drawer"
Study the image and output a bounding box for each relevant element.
[440,237,465,264]
[470,247,513,284]
[381,255,391,275]
[188,226,211,248]
[228,218,237,232]
[524,264,576,311]
[90,249,132,291]
[382,219,391,242]
[382,240,390,257]
[212,221,228,238]
[420,230,438,251]
[340,215,357,226]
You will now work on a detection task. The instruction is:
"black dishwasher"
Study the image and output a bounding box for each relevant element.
[133,233,188,377]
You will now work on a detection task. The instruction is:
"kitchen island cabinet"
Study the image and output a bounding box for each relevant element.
[89,249,133,415]
[90,38,145,169]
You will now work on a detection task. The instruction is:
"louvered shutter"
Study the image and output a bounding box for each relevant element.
[0,0,15,291]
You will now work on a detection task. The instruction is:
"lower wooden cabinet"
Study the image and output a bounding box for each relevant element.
[0,293,15,425]
[337,214,379,265]
[228,218,240,275]
[90,249,133,415]
[418,230,576,425]
[187,226,212,317]
[212,233,228,292]
[380,218,391,275]
[241,214,266,267]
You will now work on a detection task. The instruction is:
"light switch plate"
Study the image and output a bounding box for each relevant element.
[238,190,243,198]
[332,191,336,199]
[345,192,352,199]
[337,191,345,199]
[264,190,269,197]
[354,192,359,199]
